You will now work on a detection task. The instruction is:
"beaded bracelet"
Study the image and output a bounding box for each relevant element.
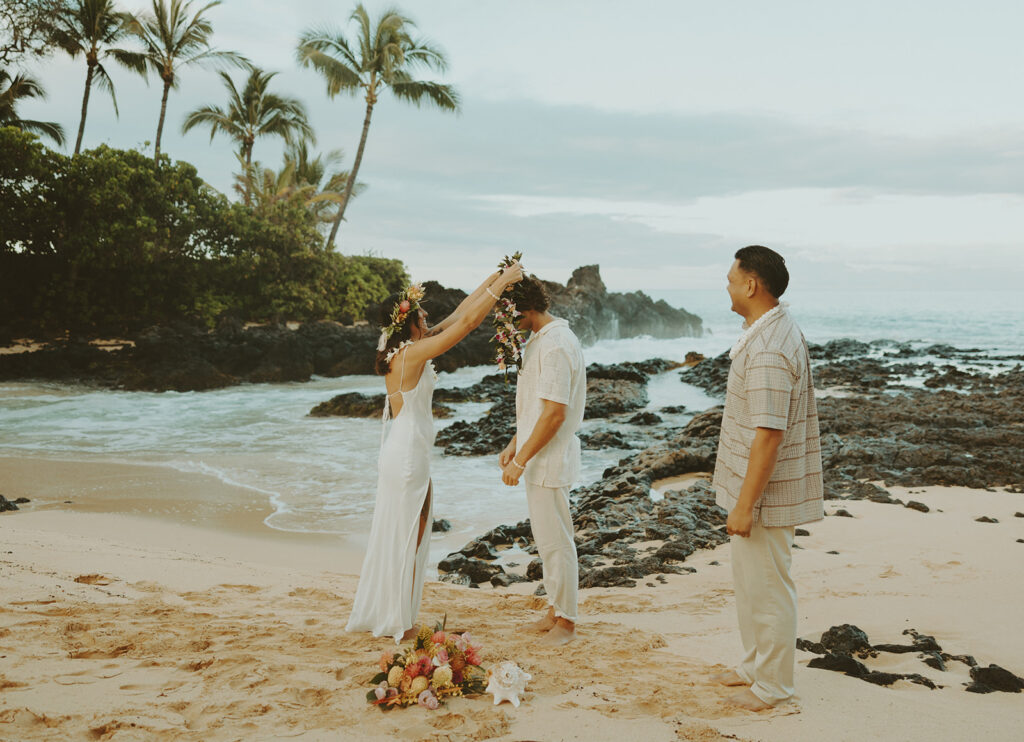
[511,458,526,470]
[486,287,501,300]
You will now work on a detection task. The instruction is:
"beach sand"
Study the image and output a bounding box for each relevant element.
[1,468,1022,741]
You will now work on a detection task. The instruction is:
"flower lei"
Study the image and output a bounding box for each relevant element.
[377,283,426,352]
[729,302,789,360]
[491,252,526,378]
[367,616,487,711]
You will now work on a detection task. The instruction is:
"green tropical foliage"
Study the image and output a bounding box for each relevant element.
[47,0,148,154]
[182,67,313,205]
[0,127,406,332]
[0,69,66,145]
[130,0,247,162]
[297,2,459,247]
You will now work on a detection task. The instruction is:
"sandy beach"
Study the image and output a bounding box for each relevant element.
[2,464,1021,742]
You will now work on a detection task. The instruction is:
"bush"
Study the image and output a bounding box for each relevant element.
[0,127,407,333]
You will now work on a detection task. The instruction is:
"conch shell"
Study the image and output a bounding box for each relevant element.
[485,660,531,707]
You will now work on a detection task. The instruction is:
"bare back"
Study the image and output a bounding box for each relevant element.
[384,346,428,418]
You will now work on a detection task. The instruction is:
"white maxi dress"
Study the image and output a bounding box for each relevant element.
[345,348,435,643]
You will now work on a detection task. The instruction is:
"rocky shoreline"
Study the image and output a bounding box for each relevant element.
[422,340,1024,590]
[0,266,701,392]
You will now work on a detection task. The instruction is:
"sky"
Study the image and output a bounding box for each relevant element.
[14,0,1024,293]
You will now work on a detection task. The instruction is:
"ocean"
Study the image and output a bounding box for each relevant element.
[1,289,1021,559]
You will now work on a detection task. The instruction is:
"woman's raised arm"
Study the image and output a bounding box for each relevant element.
[406,262,523,364]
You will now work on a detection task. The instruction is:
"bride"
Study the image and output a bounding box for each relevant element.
[346,261,523,642]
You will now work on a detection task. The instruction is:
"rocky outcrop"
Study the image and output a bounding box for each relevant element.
[542,266,702,345]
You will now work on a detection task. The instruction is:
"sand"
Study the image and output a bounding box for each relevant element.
[1,474,1022,741]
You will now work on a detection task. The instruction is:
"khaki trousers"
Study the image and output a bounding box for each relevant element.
[526,482,579,622]
[730,522,797,705]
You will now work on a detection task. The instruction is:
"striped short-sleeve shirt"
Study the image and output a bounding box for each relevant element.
[712,307,824,527]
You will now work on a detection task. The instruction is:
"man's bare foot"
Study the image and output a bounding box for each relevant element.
[539,620,576,646]
[523,610,556,633]
[725,688,773,712]
[400,625,419,642]
[711,670,750,687]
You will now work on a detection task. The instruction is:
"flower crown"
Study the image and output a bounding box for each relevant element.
[377,283,426,352]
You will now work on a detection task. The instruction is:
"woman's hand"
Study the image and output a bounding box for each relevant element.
[500,261,524,288]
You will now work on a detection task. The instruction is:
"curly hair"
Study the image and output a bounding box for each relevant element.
[373,293,417,375]
[509,275,550,313]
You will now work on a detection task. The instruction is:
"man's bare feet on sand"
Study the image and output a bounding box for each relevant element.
[725,688,773,712]
[711,670,750,687]
[539,619,576,646]
[524,609,556,633]
[400,625,419,642]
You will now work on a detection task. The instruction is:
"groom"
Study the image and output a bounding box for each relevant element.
[499,275,586,646]
[712,245,824,710]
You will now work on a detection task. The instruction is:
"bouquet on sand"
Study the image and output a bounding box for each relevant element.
[367,618,487,710]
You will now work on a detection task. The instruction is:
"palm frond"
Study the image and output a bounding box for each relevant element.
[389,79,460,111]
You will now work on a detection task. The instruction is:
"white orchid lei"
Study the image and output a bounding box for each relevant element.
[377,283,426,353]
[729,301,789,360]
[491,252,526,377]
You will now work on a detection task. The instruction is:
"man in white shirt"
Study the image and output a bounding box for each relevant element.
[499,275,586,646]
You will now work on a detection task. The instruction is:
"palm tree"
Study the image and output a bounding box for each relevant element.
[182,67,313,206]
[47,0,148,154]
[234,143,366,225]
[297,3,460,247]
[282,141,366,226]
[0,70,66,146]
[131,0,247,162]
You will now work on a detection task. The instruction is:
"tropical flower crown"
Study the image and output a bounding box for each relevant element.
[377,283,426,352]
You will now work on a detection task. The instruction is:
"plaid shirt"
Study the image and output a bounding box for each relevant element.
[712,307,824,527]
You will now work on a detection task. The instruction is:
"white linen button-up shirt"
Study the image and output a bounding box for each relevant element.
[515,318,586,488]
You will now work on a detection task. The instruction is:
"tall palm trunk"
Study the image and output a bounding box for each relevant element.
[326,98,374,248]
[74,61,97,155]
[242,137,254,206]
[154,76,172,162]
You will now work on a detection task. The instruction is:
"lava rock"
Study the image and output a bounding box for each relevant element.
[965,664,1024,694]
[436,554,505,584]
[627,411,663,426]
[819,624,874,656]
[975,516,999,523]
[904,500,930,513]
[0,495,19,512]
[432,519,452,533]
[585,378,649,419]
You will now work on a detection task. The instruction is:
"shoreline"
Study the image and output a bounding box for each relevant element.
[1,483,1021,740]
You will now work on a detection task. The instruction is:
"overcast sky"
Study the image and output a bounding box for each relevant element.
[16,0,1024,292]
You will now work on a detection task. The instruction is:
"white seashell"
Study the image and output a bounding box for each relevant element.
[485,660,531,708]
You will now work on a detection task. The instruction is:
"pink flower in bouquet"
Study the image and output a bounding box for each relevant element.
[433,648,449,665]
[465,648,482,666]
[432,631,446,644]
[374,681,388,700]
[453,633,467,651]
[378,651,393,673]
[417,689,439,709]
[399,300,411,313]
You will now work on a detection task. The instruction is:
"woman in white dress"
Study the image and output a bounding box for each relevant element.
[346,262,523,643]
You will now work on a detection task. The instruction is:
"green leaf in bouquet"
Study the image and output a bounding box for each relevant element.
[370,671,388,685]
